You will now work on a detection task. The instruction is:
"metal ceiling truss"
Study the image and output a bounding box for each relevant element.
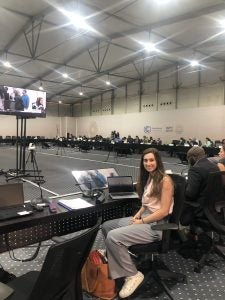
[2,1,225,103]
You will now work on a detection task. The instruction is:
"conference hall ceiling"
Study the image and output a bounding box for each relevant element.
[1,0,225,104]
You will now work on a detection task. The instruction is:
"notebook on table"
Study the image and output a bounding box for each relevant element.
[107,176,139,200]
[0,182,33,221]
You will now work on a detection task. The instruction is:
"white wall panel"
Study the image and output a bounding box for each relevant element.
[75,106,225,144]
[158,90,176,111]
[179,65,199,87]
[201,62,224,84]
[47,102,58,116]
[177,87,199,108]
[115,87,125,98]
[144,74,157,92]
[159,67,176,90]
[127,81,139,96]
[91,98,101,116]
[127,96,139,113]
[199,84,223,106]
[73,103,82,117]
[82,100,91,116]
[102,98,111,115]
[141,93,157,112]
[114,97,126,114]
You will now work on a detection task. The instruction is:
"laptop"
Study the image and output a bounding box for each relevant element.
[0,182,33,221]
[107,176,139,200]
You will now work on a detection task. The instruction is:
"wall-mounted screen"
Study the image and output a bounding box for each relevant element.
[0,86,46,118]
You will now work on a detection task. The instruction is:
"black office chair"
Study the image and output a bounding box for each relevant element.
[129,174,187,300]
[6,218,101,300]
[192,171,225,273]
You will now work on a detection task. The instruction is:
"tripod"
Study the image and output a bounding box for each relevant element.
[105,143,118,162]
[25,149,44,184]
[56,139,66,156]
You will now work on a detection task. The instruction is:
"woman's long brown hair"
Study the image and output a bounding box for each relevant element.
[136,148,165,198]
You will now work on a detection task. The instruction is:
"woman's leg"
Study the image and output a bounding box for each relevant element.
[102,217,131,238]
[105,223,161,279]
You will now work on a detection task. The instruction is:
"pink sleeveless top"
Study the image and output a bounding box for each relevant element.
[142,177,173,214]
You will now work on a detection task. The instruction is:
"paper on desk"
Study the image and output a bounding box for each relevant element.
[58,198,94,210]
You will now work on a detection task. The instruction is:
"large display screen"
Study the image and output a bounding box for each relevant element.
[0,86,46,118]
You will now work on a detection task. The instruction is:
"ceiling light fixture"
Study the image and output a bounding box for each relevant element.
[154,0,171,4]
[106,73,111,86]
[60,8,91,31]
[3,61,11,68]
[190,60,199,67]
[79,86,83,96]
[39,82,43,90]
[3,52,11,68]
[144,42,157,52]
[62,73,68,78]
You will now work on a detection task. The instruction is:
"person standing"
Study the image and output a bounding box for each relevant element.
[21,89,30,110]
[102,148,174,298]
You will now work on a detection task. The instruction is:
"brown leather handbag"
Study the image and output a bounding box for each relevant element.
[81,250,117,300]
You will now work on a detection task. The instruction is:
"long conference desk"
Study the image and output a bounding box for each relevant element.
[51,140,220,157]
[0,194,139,254]
[0,136,220,158]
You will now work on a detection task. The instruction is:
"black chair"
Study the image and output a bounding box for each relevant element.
[129,174,187,300]
[192,171,225,273]
[6,218,101,300]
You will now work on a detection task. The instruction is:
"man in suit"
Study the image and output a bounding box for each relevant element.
[181,146,219,225]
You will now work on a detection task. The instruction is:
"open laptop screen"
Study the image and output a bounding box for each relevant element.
[0,183,24,208]
[107,176,134,193]
[72,168,118,193]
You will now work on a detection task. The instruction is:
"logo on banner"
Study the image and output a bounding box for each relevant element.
[165,126,173,132]
[152,127,162,132]
[144,126,151,133]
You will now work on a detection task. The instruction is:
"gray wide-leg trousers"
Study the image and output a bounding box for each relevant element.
[102,216,162,279]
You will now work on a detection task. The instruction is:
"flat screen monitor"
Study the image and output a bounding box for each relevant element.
[0,85,46,118]
[72,168,118,193]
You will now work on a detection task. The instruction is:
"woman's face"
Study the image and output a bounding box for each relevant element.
[219,147,225,159]
[40,98,43,105]
[143,152,157,173]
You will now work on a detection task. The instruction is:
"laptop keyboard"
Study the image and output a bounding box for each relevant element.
[112,192,135,196]
[0,205,33,221]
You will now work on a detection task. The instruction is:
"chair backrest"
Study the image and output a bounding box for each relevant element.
[169,174,186,225]
[203,171,225,234]
[29,218,101,300]
[160,174,186,251]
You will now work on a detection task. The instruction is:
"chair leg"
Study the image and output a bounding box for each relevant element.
[194,243,225,273]
[152,271,174,300]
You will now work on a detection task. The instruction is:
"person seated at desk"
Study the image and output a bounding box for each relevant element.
[102,148,174,298]
[204,137,213,147]
[207,143,225,169]
[179,137,186,145]
[180,146,219,226]
[217,144,225,171]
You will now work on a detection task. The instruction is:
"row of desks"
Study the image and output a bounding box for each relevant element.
[0,194,139,253]
[0,137,220,157]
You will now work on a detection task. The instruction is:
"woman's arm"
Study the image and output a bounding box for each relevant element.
[132,206,146,220]
[135,176,174,224]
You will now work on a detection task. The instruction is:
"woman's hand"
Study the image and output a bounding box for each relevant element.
[130,216,142,224]
[131,218,143,224]
[132,212,141,221]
